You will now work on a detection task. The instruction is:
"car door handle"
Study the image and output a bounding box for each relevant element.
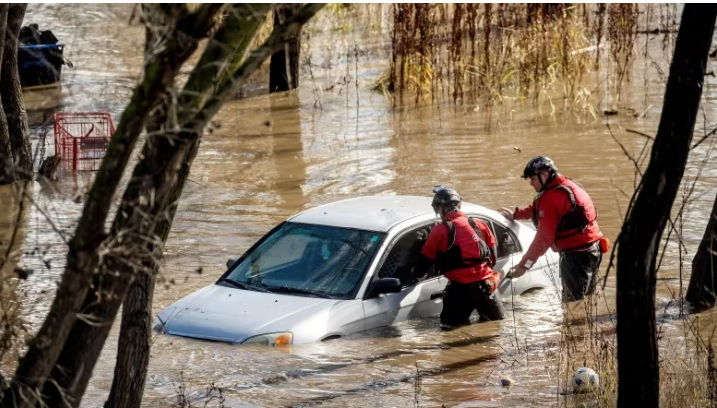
[430,290,445,300]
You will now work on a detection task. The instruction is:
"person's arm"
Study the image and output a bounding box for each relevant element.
[394,227,431,284]
[476,220,497,267]
[516,192,566,270]
[413,225,445,279]
[499,203,533,221]
[513,203,533,220]
[411,253,436,280]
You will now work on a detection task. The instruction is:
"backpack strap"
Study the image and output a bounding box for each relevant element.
[444,220,455,249]
[467,217,484,241]
[466,217,492,265]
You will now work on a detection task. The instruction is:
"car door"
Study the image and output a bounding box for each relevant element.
[362,221,448,330]
[472,215,526,297]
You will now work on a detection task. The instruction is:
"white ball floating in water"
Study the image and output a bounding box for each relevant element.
[572,367,599,394]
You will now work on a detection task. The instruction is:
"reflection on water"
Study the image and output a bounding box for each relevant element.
[2,3,717,408]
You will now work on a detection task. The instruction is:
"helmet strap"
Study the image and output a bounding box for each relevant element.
[539,171,557,191]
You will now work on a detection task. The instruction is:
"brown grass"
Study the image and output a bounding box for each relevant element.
[384,4,670,109]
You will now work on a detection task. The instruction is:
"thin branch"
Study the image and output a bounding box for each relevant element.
[626,128,656,140]
[606,122,643,177]
[193,4,326,128]
[690,126,717,151]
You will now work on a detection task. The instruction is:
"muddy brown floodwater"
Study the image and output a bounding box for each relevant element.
[3,3,717,408]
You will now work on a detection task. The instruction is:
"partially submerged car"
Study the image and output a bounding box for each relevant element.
[154,196,559,345]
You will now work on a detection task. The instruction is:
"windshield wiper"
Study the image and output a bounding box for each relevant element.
[265,286,336,299]
[217,278,271,293]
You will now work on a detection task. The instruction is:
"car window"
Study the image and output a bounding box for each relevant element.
[476,216,521,258]
[251,231,309,270]
[224,222,384,299]
[377,223,436,285]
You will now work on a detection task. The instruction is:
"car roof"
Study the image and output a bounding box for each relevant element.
[287,195,492,232]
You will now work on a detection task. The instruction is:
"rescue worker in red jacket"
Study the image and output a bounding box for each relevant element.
[498,156,605,302]
[411,186,505,330]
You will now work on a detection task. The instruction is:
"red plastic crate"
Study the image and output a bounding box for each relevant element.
[54,112,115,172]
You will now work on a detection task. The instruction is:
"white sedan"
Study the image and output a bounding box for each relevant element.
[153,196,559,345]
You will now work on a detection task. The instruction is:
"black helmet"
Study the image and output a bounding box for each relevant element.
[431,185,461,213]
[522,156,558,179]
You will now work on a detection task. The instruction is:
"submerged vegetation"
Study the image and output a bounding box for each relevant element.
[382,4,678,108]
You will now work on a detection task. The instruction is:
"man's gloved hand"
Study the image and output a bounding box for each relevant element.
[477,280,493,296]
[395,264,417,286]
[478,273,500,297]
[409,229,429,259]
[412,268,426,281]
[416,228,429,242]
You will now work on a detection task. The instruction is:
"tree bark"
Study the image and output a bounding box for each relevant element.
[686,194,717,307]
[270,4,303,92]
[103,138,195,408]
[36,7,227,407]
[4,5,323,407]
[39,4,289,407]
[203,4,325,119]
[105,6,322,408]
[1,5,224,408]
[0,4,16,185]
[107,6,312,407]
[616,5,717,408]
[2,4,32,179]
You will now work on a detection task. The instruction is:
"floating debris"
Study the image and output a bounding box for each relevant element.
[500,376,515,387]
[263,372,289,385]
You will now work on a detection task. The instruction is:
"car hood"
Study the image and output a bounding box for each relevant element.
[157,284,342,343]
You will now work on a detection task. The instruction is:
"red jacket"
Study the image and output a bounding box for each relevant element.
[421,211,497,284]
[514,174,602,269]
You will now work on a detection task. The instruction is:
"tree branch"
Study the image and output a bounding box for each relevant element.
[2,6,223,408]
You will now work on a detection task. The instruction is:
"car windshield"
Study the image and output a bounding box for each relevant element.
[223,222,385,299]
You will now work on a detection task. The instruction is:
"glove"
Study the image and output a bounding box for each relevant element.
[478,273,500,296]
[477,280,493,296]
[395,264,417,285]
[416,228,429,241]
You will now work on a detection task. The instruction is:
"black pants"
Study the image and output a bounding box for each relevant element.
[560,242,602,302]
[440,280,505,329]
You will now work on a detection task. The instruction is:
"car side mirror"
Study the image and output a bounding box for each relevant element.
[366,278,402,299]
[226,257,238,269]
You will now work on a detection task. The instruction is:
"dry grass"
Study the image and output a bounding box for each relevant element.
[487,288,717,408]
[383,4,672,109]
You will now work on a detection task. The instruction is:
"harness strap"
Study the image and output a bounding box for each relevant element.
[441,218,490,267]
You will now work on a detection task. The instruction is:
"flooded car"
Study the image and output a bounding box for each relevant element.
[153,195,559,345]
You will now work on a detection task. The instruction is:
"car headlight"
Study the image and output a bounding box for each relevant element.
[152,317,164,333]
[242,332,293,347]
[152,308,174,333]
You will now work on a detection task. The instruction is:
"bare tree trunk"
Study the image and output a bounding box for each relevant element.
[106,6,303,407]
[0,5,323,407]
[687,193,717,307]
[103,140,195,408]
[2,4,31,179]
[270,4,302,92]
[616,4,717,407]
[0,4,16,185]
[105,6,323,408]
[37,7,227,406]
[44,4,304,407]
[1,5,224,408]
